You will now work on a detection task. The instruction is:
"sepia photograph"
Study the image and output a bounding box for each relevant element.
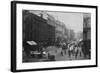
[22,10,91,63]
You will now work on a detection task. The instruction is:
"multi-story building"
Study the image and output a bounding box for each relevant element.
[45,13,68,42]
[23,10,69,46]
[83,13,91,40]
[23,10,55,45]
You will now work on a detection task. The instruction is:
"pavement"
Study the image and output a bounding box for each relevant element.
[23,48,89,63]
[55,49,86,61]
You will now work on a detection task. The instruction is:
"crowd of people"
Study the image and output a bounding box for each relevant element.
[23,39,91,62]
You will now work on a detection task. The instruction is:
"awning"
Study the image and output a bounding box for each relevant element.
[26,41,37,45]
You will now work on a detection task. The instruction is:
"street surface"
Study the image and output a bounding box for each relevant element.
[23,48,88,63]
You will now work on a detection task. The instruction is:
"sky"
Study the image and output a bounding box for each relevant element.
[47,11,83,33]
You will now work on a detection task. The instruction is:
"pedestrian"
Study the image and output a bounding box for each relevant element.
[61,51,63,56]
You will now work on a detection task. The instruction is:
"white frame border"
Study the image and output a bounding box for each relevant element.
[16,3,96,70]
